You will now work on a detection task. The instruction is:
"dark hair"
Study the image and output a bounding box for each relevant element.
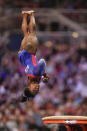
[24,88,35,98]
[28,76,41,83]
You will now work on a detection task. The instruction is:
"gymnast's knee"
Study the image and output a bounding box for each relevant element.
[39,59,46,67]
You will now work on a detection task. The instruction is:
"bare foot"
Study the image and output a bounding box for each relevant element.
[26,10,35,15]
[22,11,28,15]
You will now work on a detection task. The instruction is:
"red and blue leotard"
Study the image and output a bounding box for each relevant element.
[18,49,46,79]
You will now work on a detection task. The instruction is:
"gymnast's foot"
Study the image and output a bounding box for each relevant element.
[22,10,35,15]
[26,10,35,15]
[22,11,27,15]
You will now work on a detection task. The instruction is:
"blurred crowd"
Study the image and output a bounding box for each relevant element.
[0,0,87,9]
[0,34,87,130]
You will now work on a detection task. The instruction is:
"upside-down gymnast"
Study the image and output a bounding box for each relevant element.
[18,10,49,102]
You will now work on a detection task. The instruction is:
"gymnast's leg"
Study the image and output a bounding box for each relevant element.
[19,12,28,53]
[25,10,38,54]
[22,11,28,36]
[28,11,36,35]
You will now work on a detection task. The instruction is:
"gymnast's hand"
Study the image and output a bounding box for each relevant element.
[42,73,49,83]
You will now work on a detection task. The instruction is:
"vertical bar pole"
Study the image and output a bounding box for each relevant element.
[64,125,72,131]
[80,125,86,131]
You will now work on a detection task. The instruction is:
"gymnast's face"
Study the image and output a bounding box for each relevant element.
[27,77,40,95]
[28,82,40,95]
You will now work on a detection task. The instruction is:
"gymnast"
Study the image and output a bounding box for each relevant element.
[18,10,49,102]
